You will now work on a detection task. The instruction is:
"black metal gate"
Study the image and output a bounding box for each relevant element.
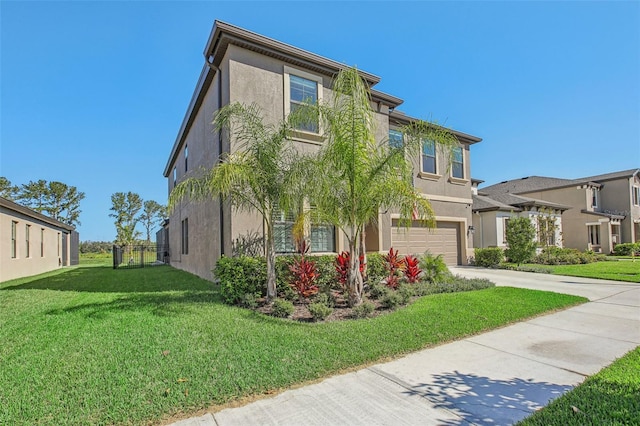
[112,244,169,269]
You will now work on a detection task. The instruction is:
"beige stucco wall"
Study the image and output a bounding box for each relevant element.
[600,176,640,243]
[0,207,71,282]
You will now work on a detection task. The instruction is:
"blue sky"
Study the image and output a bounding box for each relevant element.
[2,1,639,242]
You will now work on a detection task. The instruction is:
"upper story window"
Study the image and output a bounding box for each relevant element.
[41,228,45,257]
[591,188,599,209]
[389,129,404,149]
[421,139,436,174]
[184,145,188,172]
[452,147,464,179]
[284,66,323,137]
[173,167,177,188]
[633,186,640,206]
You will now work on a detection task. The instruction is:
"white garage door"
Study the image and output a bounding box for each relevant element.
[391,220,461,265]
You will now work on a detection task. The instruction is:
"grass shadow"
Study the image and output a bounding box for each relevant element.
[0,265,215,293]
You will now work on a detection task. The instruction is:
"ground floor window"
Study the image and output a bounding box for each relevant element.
[11,221,17,258]
[588,224,600,246]
[310,224,336,253]
[273,208,336,254]
[181,218,189,255]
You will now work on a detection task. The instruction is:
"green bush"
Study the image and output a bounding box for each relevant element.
[271,298,295,318]
[613,243,640,256]
[313,292,334,308]
[367,282,389,300]
[397,283,415,305]
[308,302,333,321]
[419,251,450,283]
[498,264,552,274]
[504,217,537,265]
[239,292,260,309]
[380,291,403,309]
[474,247,504,268]
[365,252,386,284]
[352,301,375,318]
[214,256,266,304]
[534,247,604,265]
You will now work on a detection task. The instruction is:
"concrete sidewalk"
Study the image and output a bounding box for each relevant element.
[171,269,640,426]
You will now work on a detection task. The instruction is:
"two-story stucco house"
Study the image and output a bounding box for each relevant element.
[1,196,77,282]
[164,21,482,280]
[480,169,640,254]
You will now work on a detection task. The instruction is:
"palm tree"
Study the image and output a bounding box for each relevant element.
[169,103,304,300]
[305,67,458,305]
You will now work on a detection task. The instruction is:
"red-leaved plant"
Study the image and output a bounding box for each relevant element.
[403,254,422,283]
[289,240,319,299]
[334,251,364,290]
[383,247,403,289]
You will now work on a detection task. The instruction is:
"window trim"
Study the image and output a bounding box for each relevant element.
[633,186,640,206]
[591,187,599,209]
[451,146,465,179]
[283,66,324,142]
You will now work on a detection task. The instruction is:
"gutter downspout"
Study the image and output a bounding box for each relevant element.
[205,56,225,258]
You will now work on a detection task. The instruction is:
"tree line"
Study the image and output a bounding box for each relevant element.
[0,177,84,226]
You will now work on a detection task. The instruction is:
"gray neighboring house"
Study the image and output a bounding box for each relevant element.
[479,169,640,254]
[164,21,482,280]
[1,196,77,282]
[471,180,569,249]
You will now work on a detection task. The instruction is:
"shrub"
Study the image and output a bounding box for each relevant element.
[352,301,375,318]
[383,247,403,289]
[403,254,422,283]
[334,251,364,290]
[613,243,640,256]
[380,291,403,309]
[288,241,319,300]
[368,282,389,300]
[397,283,415,305]
[420,251,450,282]
[473,247,504,268]
[214,256,266,304]
[365,252,386,284]
[313,292,334,308]
[238,292,260,309]
[504,217,537,265]
[308,302,333,321]
[533,247,602,265]
[271,298,295,318]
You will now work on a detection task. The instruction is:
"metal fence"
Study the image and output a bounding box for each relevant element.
[112,244,170,269]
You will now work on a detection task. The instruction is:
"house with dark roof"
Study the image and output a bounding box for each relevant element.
[471,180,569,250]
[164,21,482,280]
[1,196,77,282]
[477,169,640,254]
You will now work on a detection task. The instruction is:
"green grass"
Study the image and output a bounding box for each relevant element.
[0,265,586,425]
[517,346,640,425]
[502,260,640,283]
[79,252,112,266]
[548,261,640,283]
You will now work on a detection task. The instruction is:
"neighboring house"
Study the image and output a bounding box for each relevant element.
[1,196,77,282]
[479,169,640,254]
[471,179,569,249]
[164,21,482,280]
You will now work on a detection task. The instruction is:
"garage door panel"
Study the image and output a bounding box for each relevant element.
[391,220,460,265]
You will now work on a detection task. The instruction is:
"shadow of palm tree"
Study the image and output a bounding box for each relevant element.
[402,370,573,425]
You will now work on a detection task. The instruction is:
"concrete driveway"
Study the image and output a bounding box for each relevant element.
[172,268,640,426]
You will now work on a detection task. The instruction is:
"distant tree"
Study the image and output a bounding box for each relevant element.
[0,177,19,200]
[43,181,85,226]
[109,192,143,247]
[139,200,166,242]
[505,216,537,266]
[17,179,49,213]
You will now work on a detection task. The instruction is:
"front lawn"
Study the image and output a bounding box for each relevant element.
[517,346,640,425]
[546,261,639,283]
[0,265,585,425]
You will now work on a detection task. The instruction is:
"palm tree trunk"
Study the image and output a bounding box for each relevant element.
[347,228,363,306]
[265,222,277,300]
